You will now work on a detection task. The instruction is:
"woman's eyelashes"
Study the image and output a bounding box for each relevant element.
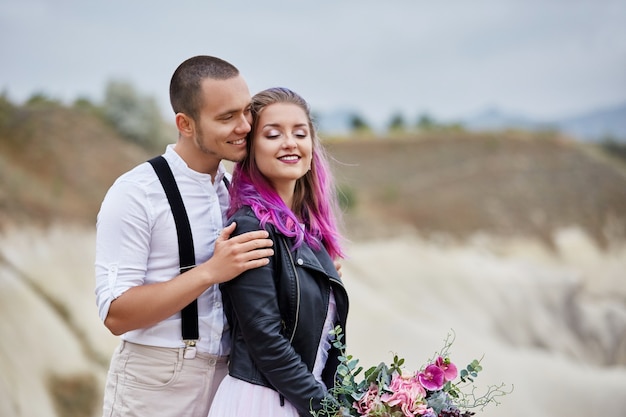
[266,128,281,139]
[294,129,308,138]
[264,128,309,140]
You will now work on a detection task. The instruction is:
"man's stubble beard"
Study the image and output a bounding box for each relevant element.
[194,130,246,164]
[194,126,213,156]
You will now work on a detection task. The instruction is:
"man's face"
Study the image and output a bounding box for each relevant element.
[193,75,252,163]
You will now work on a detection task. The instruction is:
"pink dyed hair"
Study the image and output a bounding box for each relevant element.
[228,87,344,259]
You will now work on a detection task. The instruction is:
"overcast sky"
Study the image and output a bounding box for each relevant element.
[1,0,625,127]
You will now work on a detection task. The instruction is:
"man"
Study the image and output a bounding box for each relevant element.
[95,55,274,417]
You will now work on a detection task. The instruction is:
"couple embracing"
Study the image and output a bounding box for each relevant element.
[95,55,349,417]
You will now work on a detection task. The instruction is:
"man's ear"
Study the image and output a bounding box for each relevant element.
[175,113,195,138]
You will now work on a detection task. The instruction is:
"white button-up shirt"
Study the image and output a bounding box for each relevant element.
[95,145,231,355]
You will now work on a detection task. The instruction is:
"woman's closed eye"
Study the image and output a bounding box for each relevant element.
[266,129,281,139]
[294,129,308,138]
[263,127,309,139]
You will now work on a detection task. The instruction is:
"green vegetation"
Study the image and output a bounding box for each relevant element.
[0,92,14,135]
[348,112,371,133]
[102,80,174,151]
[600,135,626,162]
[336,184,357,211]
[0,82,174,152]
[385,112,467,136]
[387,112,407,132]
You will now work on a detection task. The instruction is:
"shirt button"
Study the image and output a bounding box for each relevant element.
[296,258,304,265]
[214,302,222,308]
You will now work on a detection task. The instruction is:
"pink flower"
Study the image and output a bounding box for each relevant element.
[354,383,383,415]
[381,373,426,416]
[414,403,433,416]
[435,356,458,381]
[418,364,445,391]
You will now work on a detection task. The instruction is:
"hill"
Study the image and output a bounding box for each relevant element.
[462,101,626,142]
[1,103,626,250]
[0,103,151,229]
[327,132,626,249]
[557,101,626,142]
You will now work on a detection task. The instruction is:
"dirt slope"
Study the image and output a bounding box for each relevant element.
[0,105,151,228]
[326,132,626,248]
[2,106,625,249]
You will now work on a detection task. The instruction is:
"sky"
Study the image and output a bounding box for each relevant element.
[1,0,625,128]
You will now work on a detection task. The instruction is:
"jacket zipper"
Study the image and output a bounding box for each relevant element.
[282,237,300,343]
[329,276,344,289]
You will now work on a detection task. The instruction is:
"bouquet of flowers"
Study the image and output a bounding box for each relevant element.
[312,327,511,417]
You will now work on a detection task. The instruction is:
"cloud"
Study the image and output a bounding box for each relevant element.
[1,0,625,126]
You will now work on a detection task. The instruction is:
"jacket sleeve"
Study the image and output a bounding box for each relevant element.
[221,213,327,415]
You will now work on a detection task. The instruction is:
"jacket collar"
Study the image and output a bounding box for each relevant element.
[290,238,342,282]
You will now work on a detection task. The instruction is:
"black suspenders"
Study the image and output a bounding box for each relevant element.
[149,155,230,357]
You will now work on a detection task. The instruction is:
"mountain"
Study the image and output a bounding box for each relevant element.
[557,102,626,142]
[464,101,626,142]
[314,108,355,135]
[463,107,553,132]
[316,101,626,143]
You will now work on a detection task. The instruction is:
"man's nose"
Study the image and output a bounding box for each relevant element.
[236,113,251,133]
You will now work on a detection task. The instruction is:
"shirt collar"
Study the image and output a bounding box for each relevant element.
[163,144,227,185]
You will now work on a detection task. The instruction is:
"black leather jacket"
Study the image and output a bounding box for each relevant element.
[220,207,349,416]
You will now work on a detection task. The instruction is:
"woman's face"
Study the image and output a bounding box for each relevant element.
[252,102,313,202]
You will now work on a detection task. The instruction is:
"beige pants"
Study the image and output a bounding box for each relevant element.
[102,341,228,417]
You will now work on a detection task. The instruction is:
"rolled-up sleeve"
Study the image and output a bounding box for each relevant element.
[95,178,152,322]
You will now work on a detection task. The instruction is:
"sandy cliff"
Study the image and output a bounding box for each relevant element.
[1,225,624,417]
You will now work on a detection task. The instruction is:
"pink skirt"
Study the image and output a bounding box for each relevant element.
[207,375,300,417]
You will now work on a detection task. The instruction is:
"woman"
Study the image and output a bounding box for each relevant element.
[208,87,349,417]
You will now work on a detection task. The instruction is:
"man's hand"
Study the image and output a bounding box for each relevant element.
[196,222,274,284]
[334,260,342,278]
[104,222,273,335]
